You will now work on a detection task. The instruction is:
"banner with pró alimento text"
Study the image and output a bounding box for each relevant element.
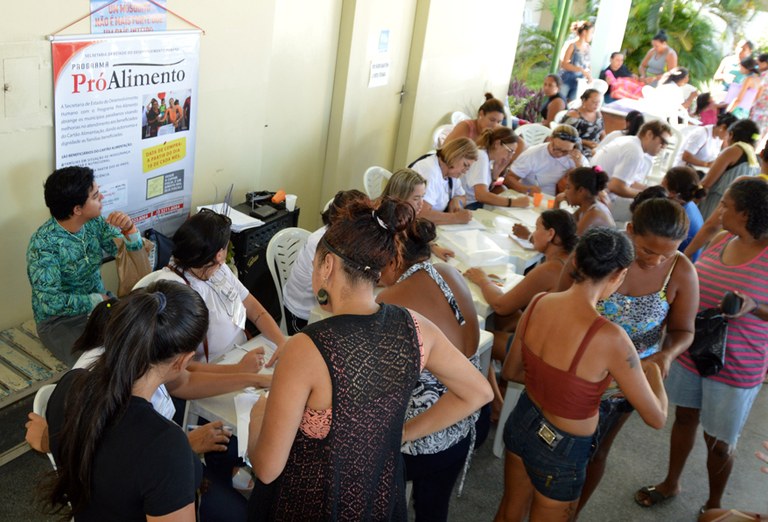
[51,31,200,234]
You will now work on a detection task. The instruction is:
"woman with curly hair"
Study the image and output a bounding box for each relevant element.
[636,178,768,512]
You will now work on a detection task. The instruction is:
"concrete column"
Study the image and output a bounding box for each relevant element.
[591,0,631,77]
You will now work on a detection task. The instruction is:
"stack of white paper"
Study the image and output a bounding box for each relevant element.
[197,203,264,232]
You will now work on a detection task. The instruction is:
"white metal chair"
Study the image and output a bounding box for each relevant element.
[516,123,552,146]
[451,111,472,125]
[33,384,58,470]
[363,166,393,199]
[493,383,525,458]
[432,124,454,149]
[266,227,311,334]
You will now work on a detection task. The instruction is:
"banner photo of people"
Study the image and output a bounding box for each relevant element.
[51,31,200,233]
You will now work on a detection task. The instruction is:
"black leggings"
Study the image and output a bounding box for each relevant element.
[403,433,472,522]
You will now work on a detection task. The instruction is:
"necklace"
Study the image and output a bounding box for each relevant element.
[56,220,89,263]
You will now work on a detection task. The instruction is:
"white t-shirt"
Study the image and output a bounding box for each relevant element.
[595,130,624,154]
[591,135,651,199]
[134,264,249,362]
[460,149,491,205]
[510,143,586,196]
[674,125,722,166]
[283,225,325,320]
[411,154,465,211]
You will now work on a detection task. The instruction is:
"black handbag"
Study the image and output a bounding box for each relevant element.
[688,308,728,377]
[144,228,174,270]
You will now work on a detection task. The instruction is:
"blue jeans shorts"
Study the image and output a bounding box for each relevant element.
[503,391,596,501]
[665,360,762,447]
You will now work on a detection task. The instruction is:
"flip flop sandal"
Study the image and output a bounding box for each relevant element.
[634,485,676,508]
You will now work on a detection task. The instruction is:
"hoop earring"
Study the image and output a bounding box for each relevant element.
[316,288,329,306]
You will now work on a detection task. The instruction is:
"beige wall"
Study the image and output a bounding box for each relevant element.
[394,0,524,168]
[0,0,523,331]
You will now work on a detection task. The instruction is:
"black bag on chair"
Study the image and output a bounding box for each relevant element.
[688,308,728,377]
[144,228,174,270]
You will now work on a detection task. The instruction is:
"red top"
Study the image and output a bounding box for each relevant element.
[521,294,612,420]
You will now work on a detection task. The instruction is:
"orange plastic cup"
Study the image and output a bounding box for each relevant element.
[533,192,543,207]
[546,199,555,209]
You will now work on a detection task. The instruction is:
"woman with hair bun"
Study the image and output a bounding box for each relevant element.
[575,196,699,514]
[467,210,579,418]
[639,30,678,86]
[495,228,668,521]
[557,166,615,234]
[43,280,209,521]
[445,93,506,144]
[559,21,595,101]
[247,197,492,521]
[462,127,529,209]
[663,166,707,261]
[376,217,484,521]
[698,119,761,220]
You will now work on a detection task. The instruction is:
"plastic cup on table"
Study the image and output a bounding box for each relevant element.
[546,199,555,209]
[285,194,298,212]
[533,192,543,207]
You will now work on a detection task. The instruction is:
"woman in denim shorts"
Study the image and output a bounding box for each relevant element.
[495,228,669,521]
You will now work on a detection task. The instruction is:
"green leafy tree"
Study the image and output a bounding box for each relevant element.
[622,0,720,86]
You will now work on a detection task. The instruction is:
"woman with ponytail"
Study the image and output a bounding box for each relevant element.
[663,166,707,261]
[461,127,529,209]
[247,197,492,521]
[445,93,506,144]
[557,166,615,234]
[495,228,668,521]
[44,280,209,521]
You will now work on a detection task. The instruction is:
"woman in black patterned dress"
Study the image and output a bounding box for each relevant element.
[246,197,492,521]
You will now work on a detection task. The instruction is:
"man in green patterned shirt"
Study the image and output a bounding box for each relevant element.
[27,166,143,366]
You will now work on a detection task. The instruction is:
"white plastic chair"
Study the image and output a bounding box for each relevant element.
[363,166,393,199]
[493,383,525,458]
[550,109,569,128]
[516,123,553,146]
[432,124,454,149]
[477,330,494,378]
[266,227,311,334]
[648,125,683,183]
[589,79,609,96]
[451,111,472,125]
[33,384,58,470]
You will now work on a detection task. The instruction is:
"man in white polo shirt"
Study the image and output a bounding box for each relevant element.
[507,124,589,196]
[591,120,672,221]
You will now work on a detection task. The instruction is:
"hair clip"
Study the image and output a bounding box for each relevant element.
[372,210,388,230]
[752,133,760,142]
[593,165,604,173]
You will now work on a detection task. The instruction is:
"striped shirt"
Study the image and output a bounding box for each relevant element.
[677,234,768,388]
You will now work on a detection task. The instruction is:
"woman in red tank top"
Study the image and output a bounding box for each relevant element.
[494,228,669,522]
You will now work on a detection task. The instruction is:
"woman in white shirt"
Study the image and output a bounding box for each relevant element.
[409,138,477,225]
[135,209,286,365]
[462,127,529,209]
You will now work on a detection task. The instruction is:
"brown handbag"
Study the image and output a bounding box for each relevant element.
[113,237,155,297]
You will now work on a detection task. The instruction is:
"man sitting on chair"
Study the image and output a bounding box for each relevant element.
[591,120,672,222]
[27,166,142,366]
